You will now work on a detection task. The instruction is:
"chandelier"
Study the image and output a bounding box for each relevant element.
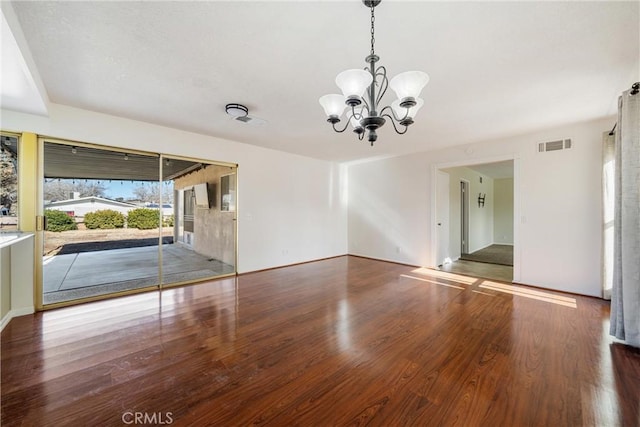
[319,0,429,146]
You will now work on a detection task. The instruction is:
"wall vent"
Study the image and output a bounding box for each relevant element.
[538,138,572,153]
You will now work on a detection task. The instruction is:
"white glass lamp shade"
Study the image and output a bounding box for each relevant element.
[335,69,373,99]
[319,94,347,117]
[389,71,430,101]
[391,97,424,119]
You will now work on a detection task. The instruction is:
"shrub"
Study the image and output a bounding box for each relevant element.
[127,208,160,230]
[163,214,174,227]
[45,209,77,232]
[84,209,125,229]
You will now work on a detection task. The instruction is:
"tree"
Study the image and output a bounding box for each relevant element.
[44,179,108,201]
[132,182,173,203]
[0,149,17,213]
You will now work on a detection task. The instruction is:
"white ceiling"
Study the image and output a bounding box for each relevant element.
[0,5,47,116]
[3,1,639,163]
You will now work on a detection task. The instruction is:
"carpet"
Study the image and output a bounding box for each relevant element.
[459,244,513,266]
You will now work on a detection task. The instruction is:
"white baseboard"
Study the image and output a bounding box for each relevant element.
[1,306,35,332]
[0,313,11,332]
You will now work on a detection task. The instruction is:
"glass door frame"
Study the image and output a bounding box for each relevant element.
[36,138,238,310]
[159,153,238,290]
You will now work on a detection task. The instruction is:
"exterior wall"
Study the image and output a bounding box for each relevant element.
[174,165,235,265]
[46,199,135,218]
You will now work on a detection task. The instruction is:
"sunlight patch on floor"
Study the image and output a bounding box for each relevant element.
[411,267,477,285]
[479,281,577,308]
[400,274,465,290]
[472,290,496,297]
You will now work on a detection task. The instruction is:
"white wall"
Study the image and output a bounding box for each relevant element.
[1,104,348,273]
[46,200,134,218]
[348,117,611,297]
[0,247,10,322]
[442,166,494,259]
[2,104,612,296]
[0,234,35,330]
[348,154,429,265]
[493,178,514,244]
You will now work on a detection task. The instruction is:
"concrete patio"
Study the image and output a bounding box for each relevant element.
[43,244,235,304]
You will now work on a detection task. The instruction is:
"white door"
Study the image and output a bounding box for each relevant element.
[436,170,450,266]
[460,180,470,254]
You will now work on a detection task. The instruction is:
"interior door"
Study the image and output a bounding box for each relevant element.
[460,180,469,254]
[436,170,450,266]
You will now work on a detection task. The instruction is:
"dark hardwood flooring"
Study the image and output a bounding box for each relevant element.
[2,256,639,426]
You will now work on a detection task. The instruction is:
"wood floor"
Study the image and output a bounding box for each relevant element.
[2,256,639,426]
[440,259,513,283]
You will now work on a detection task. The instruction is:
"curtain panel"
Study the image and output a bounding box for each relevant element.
[609,86,640,347]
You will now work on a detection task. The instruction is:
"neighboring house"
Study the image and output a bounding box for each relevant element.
[45,196,139,220]
[145,203,173,217]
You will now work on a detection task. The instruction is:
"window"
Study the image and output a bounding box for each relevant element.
[220,173,236,212]
[0,134,18,230]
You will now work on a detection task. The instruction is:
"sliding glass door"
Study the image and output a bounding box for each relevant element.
[161,156,236,287]
[40,139,236,307]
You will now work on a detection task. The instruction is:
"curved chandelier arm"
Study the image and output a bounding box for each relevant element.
[360,98,371,115]
[380,105,408,122]
[381,113,409,135]
[331,120,351,133]
[350,104,369,120]
[375,65,388,106]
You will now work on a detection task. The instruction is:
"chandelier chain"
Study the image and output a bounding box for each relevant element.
[370,4,375,56]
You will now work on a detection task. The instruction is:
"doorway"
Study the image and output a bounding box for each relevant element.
[437,160,515,283]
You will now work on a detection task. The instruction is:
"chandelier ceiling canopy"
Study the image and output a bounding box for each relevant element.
[319,0,429,146]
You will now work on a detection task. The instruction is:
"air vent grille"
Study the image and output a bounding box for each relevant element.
[234,115,267,126]
[538,138,572,153]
